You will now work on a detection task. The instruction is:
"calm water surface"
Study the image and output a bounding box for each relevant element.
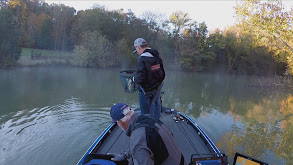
[0,67,292,165]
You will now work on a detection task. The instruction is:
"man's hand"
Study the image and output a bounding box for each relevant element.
[107,153,126,161]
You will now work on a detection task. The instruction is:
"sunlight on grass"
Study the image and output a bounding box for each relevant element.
[21,48,72,57]
[18,48,74,66]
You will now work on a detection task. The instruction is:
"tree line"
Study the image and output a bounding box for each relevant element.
[0,0,292,77]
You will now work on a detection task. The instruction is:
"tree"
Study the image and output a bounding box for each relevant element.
[169,11,191,64]
[206,29,228,70]
[36,18,53,49]
[73,31,115,68]
[7,0,34,47]
[78,7,116,40]
[0,7,21,68]
[169,11,191,37]
[141,11,167,44]
[207,26,279,75]
[179,21,216,71]
[235,0,293,75]
[49,4,75,51]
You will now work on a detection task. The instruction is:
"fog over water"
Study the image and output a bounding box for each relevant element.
[0,67,291,165]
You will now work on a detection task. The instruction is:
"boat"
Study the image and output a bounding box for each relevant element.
[77,70,268,165]
[77,107,228,165]
[77,108,269,165]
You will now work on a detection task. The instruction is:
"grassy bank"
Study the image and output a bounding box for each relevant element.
[17,48,74,66]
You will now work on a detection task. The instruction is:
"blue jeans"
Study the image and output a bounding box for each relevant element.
[138,83,163,121]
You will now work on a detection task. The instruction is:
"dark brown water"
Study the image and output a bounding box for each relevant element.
[0,67,292,165]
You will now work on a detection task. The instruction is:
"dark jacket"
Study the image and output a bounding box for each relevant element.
[134,48,165,92]
[126,113,185,165]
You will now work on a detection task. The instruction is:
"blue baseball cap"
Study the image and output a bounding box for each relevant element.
[110,103,129,122]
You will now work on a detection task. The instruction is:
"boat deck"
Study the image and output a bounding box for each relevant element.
[91,108,216,162]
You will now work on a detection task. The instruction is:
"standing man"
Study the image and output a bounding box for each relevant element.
[109,103,185,165]
[133,38,165,120]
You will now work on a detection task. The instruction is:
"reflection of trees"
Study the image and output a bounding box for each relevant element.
[217,94,293,164]
[280,95,293,128]
[217,120,280,161]
[276,95,293,164]
[275,123,293,165]
[162,72,220,117]
[162,72,292,164]
[162,72,276,117]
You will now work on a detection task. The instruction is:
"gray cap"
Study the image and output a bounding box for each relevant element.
[134,38,147,47]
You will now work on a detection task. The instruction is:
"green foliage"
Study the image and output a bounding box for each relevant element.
[73,31,115,68]
[1,0,290,76]
[36,18,54,49]
[235,0,293,75]
[78,7,111,34]
[169,11,191,37]
[7,0,76,50]
[49,4,76,51]
[114,38,135,66]
[0,7,21,68]
[206,30,228,70]
[178,21,216,71]
[207,27,279,75]
[168,11,192,64]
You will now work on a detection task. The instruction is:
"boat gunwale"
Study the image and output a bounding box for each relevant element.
[178,112,221,156]
[76,123,115,165]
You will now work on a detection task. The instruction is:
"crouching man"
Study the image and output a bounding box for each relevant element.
[108,103,185,165]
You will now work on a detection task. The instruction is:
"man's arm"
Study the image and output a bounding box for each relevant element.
[134,58,146,85]
[130,128,154,165]
[159,58,165,81]
[132,148,154,165]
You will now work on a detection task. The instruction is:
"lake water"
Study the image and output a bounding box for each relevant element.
[0,67,292,165]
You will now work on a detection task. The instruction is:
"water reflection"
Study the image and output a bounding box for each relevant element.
[222,94,293,165]
[163,71,292,164]
[0,68,292,165]
[0,97,112,165]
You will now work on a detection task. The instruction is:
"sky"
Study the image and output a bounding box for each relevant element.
[46,0,293,31]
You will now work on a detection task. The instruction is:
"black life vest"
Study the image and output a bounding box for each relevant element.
[134,115,169,165]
